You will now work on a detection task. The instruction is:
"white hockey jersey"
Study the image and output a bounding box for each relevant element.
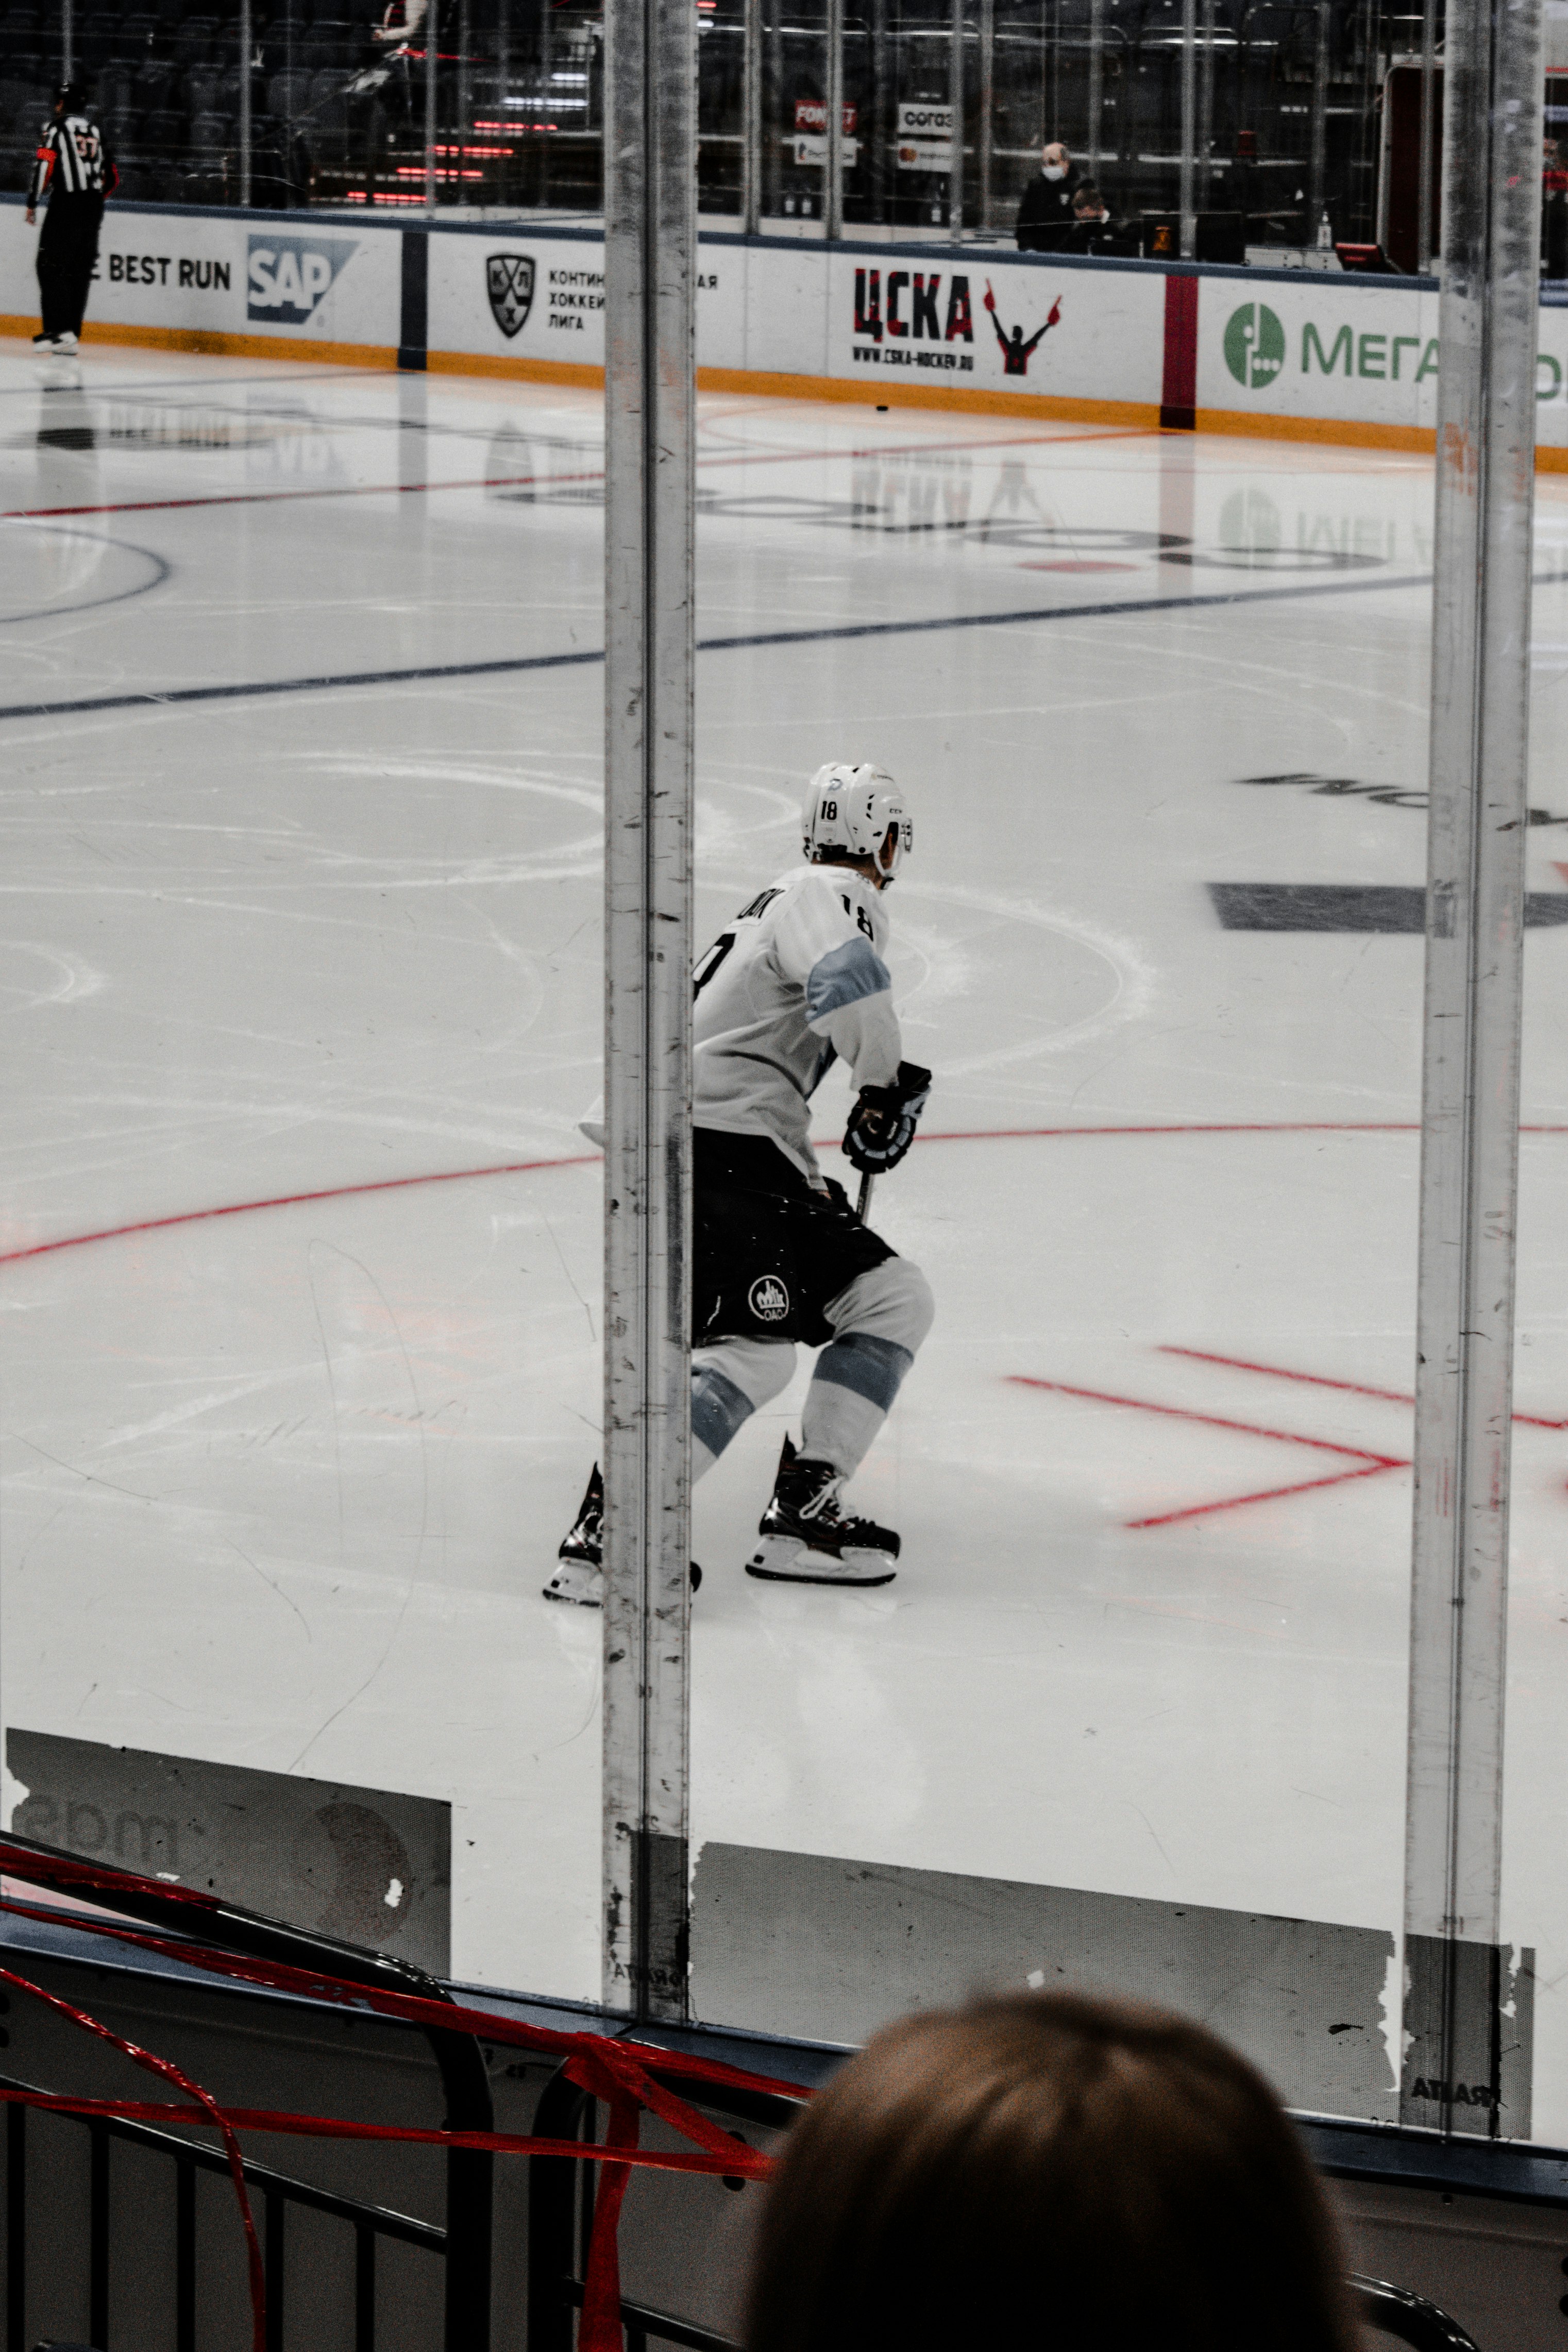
[693,862,903,1177]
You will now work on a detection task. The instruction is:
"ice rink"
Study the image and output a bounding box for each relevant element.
[3,335,1568,2115]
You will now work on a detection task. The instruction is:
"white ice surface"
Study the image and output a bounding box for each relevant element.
[3,337,1568,2124]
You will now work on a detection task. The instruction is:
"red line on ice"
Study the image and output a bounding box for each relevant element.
[1158,1344,1568,1431]
[1007,1375,1404,1466]
[1126,1459,1402,1531]
[1008,1372,1408,1531]
[0,1152,600,1268]
[5,1115,1567,1275]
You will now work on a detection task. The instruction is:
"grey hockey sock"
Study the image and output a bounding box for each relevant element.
[690,1337,797,1482]
[801,1333,914,1477]
[692,1364,754,1483]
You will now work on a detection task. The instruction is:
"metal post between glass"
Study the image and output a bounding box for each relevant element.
[743,0,762,232]
[1418,0,1440,271]
[979,0,995,232]
[1404,0,1543,2136]
[424,3,436,209]
[1309,0,1330,244]
[601,0,697,2023]
[240,0,253,206]
[1179,0,1196,254]
[825,0,845,238]
[950,0,965,238]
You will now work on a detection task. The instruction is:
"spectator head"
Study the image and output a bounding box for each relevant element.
[1073,181,1108,219]
[1041,140,1071,178]
[745,1991,1357,2352]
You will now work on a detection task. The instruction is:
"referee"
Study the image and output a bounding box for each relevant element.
[25,83,117,355]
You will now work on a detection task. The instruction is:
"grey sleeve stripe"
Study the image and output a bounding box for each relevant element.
[805,936,892,1022]
[692,1364,757,1459]
[812,1333,914,1413]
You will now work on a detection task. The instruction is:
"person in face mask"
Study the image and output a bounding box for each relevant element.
[1016,140,1081,250]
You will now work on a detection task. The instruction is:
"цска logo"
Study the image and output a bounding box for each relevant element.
[487,254,535,338]
[247,234,357,326]
[1223,300,1286,390]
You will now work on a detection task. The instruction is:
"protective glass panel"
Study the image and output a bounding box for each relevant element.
[686,396,1431,2113]
[758,0,833,225]
[1502,458,1568,2147]
[0,201,609,1993]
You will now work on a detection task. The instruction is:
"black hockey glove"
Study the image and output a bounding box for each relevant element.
[842,1063,932,1177]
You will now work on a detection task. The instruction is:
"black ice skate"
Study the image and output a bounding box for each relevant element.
[745,1437,900,1588]
[543,1464,605,1606]
[542,1465,702,1607]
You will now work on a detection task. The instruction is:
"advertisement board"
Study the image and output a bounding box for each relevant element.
[1196,270,1568,450]
[1196,274,1441,432]
[427,228,608,365]
[5,194,1568,461]
[895,100,953,173]
[0,205,398,351]
[423,224,740,373]
[820,246,1163,408]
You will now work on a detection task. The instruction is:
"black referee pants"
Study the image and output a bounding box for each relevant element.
[37,193,104,341]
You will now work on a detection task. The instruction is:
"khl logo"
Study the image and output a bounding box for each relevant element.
[1223,300,1286,390]
[487,254,535,338]
[247,234,357,325]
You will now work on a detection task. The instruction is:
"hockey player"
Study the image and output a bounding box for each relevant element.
[545,763,935,1607]
[25,84,117,356]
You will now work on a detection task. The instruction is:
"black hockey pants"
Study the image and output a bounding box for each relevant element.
[38,194,105,341]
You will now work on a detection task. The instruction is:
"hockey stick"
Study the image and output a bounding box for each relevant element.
[856,1172,874,1223]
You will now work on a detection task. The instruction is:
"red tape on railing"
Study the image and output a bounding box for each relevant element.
[0,1841,801,2352]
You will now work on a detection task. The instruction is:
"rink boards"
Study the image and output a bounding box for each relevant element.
[6,194,1568,457]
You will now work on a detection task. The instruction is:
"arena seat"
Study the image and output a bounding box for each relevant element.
[184,63,225,111]
[174,16,218,64]
[268,66,314,117]
[110,18,159,63]
[142,106,187,155]
[136,58,180,106]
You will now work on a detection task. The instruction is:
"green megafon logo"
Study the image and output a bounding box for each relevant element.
[1223,301,1286,390]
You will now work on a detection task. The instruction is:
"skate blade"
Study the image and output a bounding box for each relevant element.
[543,1562,702,1605]
[542,1560,603,1608]
[745,1536,896,1589]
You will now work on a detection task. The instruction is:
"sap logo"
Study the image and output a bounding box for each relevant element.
[247,234,357,325]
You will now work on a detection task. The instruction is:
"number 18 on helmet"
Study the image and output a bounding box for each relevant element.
[802,762,912,883]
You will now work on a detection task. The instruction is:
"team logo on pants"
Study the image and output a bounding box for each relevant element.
[749,1275,790,1323]
[486,254,534,339]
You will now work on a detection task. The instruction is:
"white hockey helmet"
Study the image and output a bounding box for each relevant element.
[802,762,912,883]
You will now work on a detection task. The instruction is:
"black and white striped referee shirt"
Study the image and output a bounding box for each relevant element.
[28,113,116,207]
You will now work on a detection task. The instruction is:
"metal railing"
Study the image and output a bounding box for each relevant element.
[0,1833,493,2352]
[528,2056,803,2352]
[1354,2278,1483,2352]
[2,2069,446,2352]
